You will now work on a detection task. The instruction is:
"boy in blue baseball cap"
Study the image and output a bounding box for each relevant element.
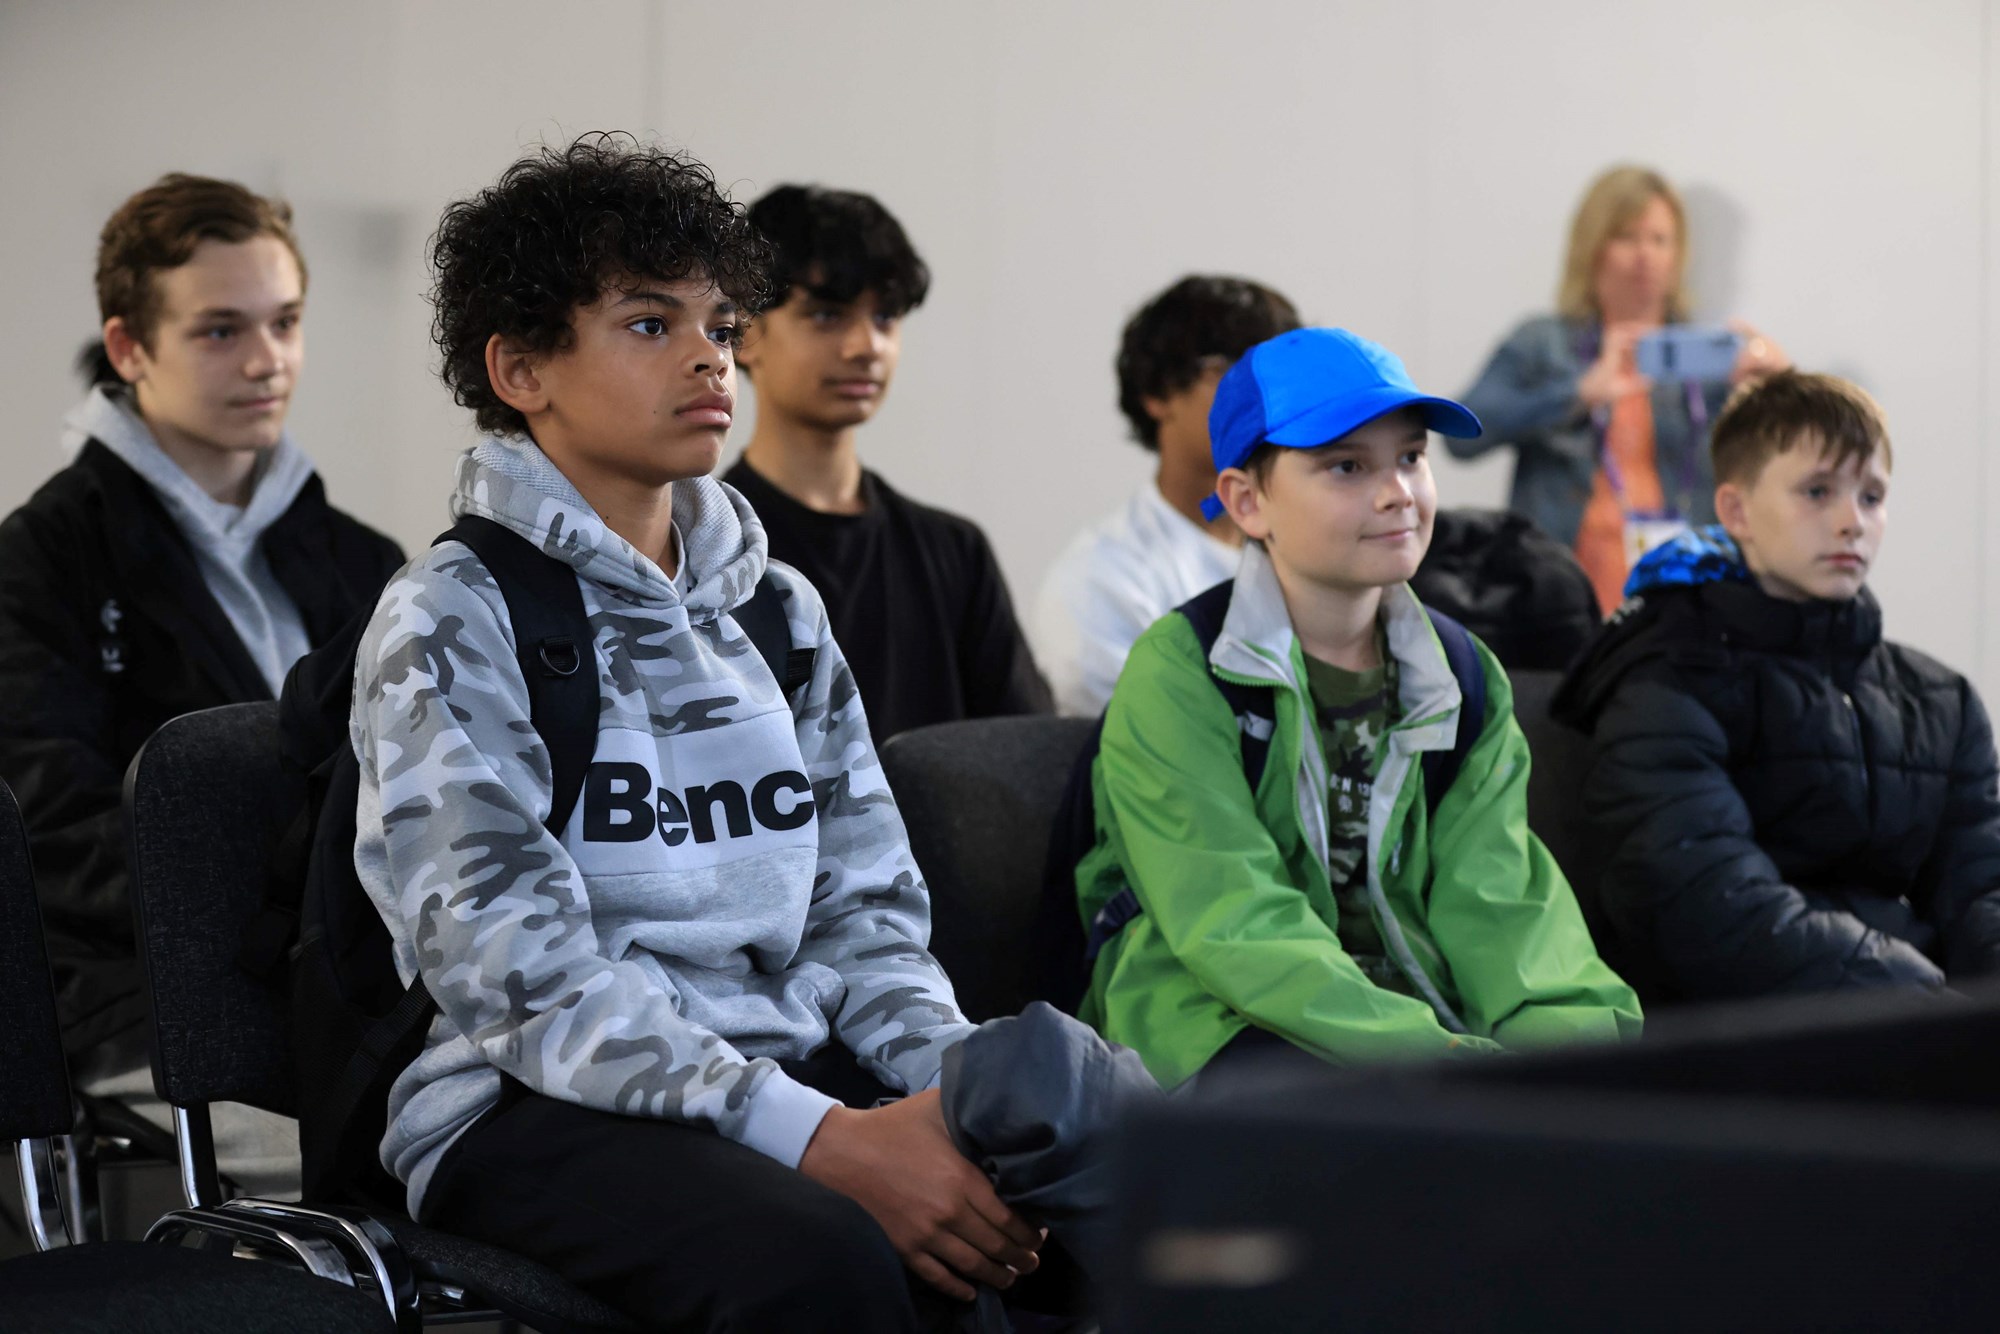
[1073,328,1640,1085]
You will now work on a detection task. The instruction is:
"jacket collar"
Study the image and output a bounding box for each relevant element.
[75,441,275,701]
[1700,578,1882,658]
[63,386,315,549]
[1210,541,1464,755]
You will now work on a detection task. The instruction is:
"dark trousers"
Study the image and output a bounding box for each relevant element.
[424,1047,961,1333]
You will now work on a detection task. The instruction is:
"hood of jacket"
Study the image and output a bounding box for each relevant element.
[64,386,315,553]
[1209,539,1465,760]
[1623,522,1751,600]
[449,434,767,618]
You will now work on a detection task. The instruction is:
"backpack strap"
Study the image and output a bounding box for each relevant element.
[732,573,817,700]
[1420,607,1487,824]
[444,516,598,833]
[1035,715,1108,1004]
[298,520,607,1206]
[1177,580,1276,787]
[1083,580,1271,963]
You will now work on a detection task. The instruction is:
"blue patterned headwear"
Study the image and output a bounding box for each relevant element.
[1625,524,1751,599]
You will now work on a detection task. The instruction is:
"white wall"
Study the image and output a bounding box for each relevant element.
[4,1,1997,693]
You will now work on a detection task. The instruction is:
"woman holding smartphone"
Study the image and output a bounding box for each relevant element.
[1454,165,1790,614]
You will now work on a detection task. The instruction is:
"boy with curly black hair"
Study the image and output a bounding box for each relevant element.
[1034,274,1300,714]
[722,184,1051,741]
[351,135,1040,1330]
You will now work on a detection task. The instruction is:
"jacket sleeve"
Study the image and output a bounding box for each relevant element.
[353,563,841,1168]
[1450,318,1588,461]
[1423,650,1642,1047]
[954,522,1054,719]
[1099,618,1499,1064]
[0,509,132,966]
[1586,672,1945,997]
[1916,678,2000,977]
[782,583,978,1093]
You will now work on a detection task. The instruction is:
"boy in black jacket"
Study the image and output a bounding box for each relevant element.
[723,184,1050,740]
[1555,371,2000,1000]
[0,175,402,1185]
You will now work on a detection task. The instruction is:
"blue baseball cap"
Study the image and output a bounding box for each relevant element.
[1202,328,1482,520]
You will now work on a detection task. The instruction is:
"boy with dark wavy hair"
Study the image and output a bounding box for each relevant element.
[355,136,1041,1330]
[723,184,1050,741]
[0,173,400,1190]
[1035,274,1301,715]
[1556,371,2000,1001]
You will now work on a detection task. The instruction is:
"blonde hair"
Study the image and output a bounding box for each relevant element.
[1556,165,1690,323]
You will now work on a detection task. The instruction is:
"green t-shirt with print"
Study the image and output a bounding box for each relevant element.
[1302,634,1412,995]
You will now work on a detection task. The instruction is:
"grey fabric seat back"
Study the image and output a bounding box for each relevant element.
[1512,670,1601,909]
[0,779,72,1144]
[117,707,651,1333]
[124,702,294,1115]
[1514,668,1657,990]
[880,716,1098,1023]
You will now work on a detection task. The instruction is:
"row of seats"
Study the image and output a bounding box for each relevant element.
[0,673,1607,1330]
[0,780,394,1330]
[3,706,643,1330]
[880,669,1638,1023]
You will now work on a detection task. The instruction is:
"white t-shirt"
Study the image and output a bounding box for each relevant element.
[1032,482,1243,716]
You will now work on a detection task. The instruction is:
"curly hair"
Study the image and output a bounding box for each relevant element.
[429,133,773,435]
[1116,275,1301,451]
[747,184,930,316]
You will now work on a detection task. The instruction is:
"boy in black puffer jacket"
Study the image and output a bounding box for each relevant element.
[1553,371,2000,1002]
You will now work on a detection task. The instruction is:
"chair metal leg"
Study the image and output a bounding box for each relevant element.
[53,1126,103,1244]
[12,1137,73,1251]
[171,1103,225,1209]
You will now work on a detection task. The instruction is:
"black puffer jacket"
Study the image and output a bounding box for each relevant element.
[0,441,403,1056]
[1552,528,2000,1001]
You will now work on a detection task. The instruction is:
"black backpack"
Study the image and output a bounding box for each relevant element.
[1030,580,1489,1014]
[238,516,814,1207]
[1410,508,1600,672]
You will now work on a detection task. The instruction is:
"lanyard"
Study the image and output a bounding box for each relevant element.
[1575,323,1709,509]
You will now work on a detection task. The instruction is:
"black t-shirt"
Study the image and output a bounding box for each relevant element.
[723,459,1051,742]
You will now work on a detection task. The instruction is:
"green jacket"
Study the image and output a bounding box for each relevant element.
[1078,543,1641,1087]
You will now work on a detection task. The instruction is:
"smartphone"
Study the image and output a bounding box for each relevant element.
[1635,326,1742,383]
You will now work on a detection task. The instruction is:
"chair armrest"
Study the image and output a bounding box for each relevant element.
[145,1204,362,1289]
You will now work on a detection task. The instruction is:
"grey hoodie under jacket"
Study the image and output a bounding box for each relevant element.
[66,387,314,695]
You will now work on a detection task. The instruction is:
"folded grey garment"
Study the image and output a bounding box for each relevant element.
[941,1002,1164,1279]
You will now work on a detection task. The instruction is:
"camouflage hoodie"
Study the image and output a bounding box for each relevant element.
[350,437,975,1216]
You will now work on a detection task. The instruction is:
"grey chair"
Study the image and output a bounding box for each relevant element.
[1511,669,1602,906]
[124,702,638,1333]
[879,683,1648,1021]
[0,776,394,1331]
[879,715,1098,1022]
[1512,669,1666,1002]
